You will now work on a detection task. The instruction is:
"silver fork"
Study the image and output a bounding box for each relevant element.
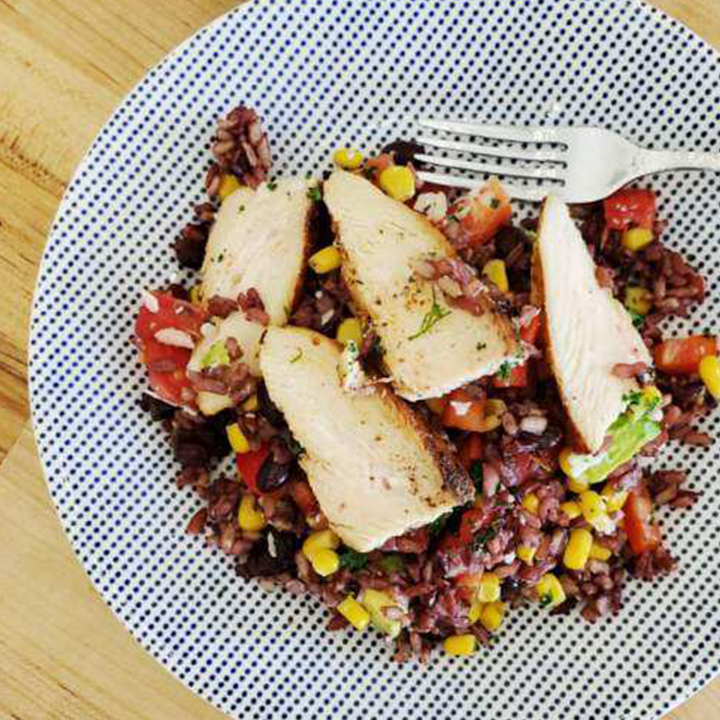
[416,118,720,203]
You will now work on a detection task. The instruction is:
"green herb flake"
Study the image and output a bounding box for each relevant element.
[471,525,498,553]
[307,186,323,202]
[476,341,488,351]
[629,309,644,329]
[201,340,230,369]
[290,348,303,363]
[539,594,553,609]
[379,554,405,574]
[339,549,369,572]
[469,460,483,484]
[408,288,451,341]
[287,435,305,457]
[489,198,501,209]
[428,513,451,536]
[267,179,278,191]
[238,204,246,214]
[497,361,512,380]
[362,167,376,180]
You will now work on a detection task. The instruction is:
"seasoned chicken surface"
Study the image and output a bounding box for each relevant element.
[323,171,520,401]
[259,326,473,552]
[201,178,313,322]
[534,196,652,454]
[187,312,264,415]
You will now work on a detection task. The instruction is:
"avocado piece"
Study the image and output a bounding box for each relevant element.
[359,588,402,638]
[567,388,662,486]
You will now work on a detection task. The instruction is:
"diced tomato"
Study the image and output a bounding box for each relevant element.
[458,433,484,470]
[603,188,656,231]
[624,483,662,554]
[653,336,718,375]
[441,389,486,432]
[141,338,193,405]
[492,363,527,388]
[290,480,320,517]
[451,178,512,245]
[236,444,271,494]
[135,292,206,342]
[365,153,394,173]
[508,451,535,485]
[520,312,541,344]
[458,508,486,544]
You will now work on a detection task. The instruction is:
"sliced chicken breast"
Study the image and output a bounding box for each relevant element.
[534,195,652,454]
[192,177,314,415]
[201,177,314,323]
[324,170,520,401]
[187,312,264,415]
[259,326,473,552]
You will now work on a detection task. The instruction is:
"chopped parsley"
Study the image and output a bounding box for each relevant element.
[497,361,513,380]
[215,252,225,263]
[286,435,305,457]
[476,341,488,351]
[238,204,246,214]
[428,513,451,536]
[539,594,553,609]
[307,186,323,202]
[339,549,369,572]
[471,525,498,553]
[267,179,278,191]
[469,460,483,484]
[489,197,501,209]
[447,214,460,223]
[629,309,644,329]
[290,348,303,363]
[622,390,643,408]
[408,288,451,340]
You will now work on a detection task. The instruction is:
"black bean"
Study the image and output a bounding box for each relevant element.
[139,393,175,421]
[174,442,210,467]
[236,529,298,578]
[257,457,292,493]
[257,381,285,426]
[381,139,425,167]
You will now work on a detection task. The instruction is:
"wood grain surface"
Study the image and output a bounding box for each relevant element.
[0,1,718,718]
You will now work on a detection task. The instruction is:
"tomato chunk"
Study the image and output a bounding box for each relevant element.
[141,338,193,405]
[236,444,271,494]
[492,364,527,389]
[458,433,484,470]
[653,336,718,375]
[135,292,206,342]
[451,178,512,245]
[441,389,486,432]
[624,483,662,555]
[604,188,656,231]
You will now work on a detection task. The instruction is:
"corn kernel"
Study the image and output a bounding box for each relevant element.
[426,398,446,415]
[311,548,340,577]
[480,601,506,632]
[568,477,590,494]
[333,147,364,170]
[302,529,340,559]
[536,573,566,609]
[625,286,652,316]
[241,394,259,412]
[479,414,502,433]
[190,285,203,305]
[226,423,250,454]
[238,494,266,532]
[559,501,582,520]
[337,596,371,631]
[564,528,593,571]
[485,399,508,417]
[601,484,629,514]
[699,355,720,400]
[483,259,509,293]
[443,634,477,656]
[336,318,363,347]
[517,545,537,565]
[468,598,483,624]
[477,573,501,603]
[522,492,540,515]
[579,490,607,523]
[218,174,242,201]
[642,385,663,406]
[378,166,416,202]
[622,227,654,252]
[309,246,342,274]
[589,541,612,561]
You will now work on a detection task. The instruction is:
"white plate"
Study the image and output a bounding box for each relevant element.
[29,1,720,719]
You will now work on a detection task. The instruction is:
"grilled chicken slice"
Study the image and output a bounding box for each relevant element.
[201,177,314,323]
[534,195,652,454]
[187,312,264,415]
[192,177,314,415]
[259,326,473,552]
[324,170,520,401]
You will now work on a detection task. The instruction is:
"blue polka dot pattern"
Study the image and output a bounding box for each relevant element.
[28,1,720,719]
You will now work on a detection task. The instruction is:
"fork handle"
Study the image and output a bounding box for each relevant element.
[636,148,720,175]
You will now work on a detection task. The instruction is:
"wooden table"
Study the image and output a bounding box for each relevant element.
[1,1,719,718]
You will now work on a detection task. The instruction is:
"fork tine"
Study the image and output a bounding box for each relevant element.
[419,118,564,146]
[417,170,550,203]
[415,153,565,183]
[417,135,566,163]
